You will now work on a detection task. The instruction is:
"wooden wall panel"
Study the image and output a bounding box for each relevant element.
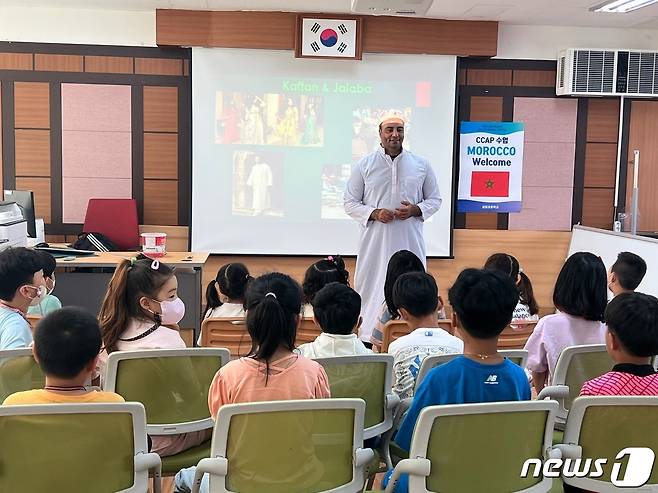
[34,54,83,72]
[139,224,188,251]
[586,99,619,143]
[84,56,134,74]
[15,177,51,223]
[14,82,50,129]
[144,179,179,225]
[0,53,33,70]
[15,130,50,177]
[584,143,617,188]
[467,69,512,86]
[144,133,178,179]
[156,9,498,56]
[464,213,498,229]
[135,58,183,76]
[512,70,556,87]
[144,86,178,132]
[469,96,503,122]
[582,188,614,229]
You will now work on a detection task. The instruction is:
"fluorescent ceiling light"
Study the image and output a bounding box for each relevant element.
[591,0,658,12]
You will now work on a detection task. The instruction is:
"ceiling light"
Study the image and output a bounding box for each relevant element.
[591,0,658,13]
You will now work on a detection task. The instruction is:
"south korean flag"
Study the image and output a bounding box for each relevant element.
[301,18,357,58]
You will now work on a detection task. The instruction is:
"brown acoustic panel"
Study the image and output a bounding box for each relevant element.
[14,82,50,129]
[469,96,503,122]
[84,56,134,74]
[15,177,51,223]
[581,188,614,229]
[584,143,617,188]
[15,130,50,177]
[144,86,178,133]
[465,213,498,229]
[458,69,467,85]
[183,59,189,76]
[144,133,178,179]
[135,58,183,76]
[144,179,178,225]
[467,69,512,86]
[35,54,83,72]
[512,70,556,87]
[586,99,619,143]
[0,53,33,70]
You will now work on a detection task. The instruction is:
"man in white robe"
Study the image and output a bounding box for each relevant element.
[246,156,273,215]
[344,114,442,343]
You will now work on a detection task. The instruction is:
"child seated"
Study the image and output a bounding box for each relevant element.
[0,247,44,349]
[301,255,349,317]
[297,282,371,358]
[387,272,462,399]
[3,307,124,405]
[384,269,530,493]
[483,253,539,321]
[580,292,658,396]
[607,251,647,297]
[27,250,62,317]
[175,273,330,492]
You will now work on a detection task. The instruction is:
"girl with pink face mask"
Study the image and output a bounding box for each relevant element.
[96,253,210,457]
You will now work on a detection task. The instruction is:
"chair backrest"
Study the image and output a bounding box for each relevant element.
[104,348,229,434]
[314,354,394,438]
[294,317,322,346]
[498,321,538,349]
[437,319,454,335]
[0,348,45,402]
[212,399,368,493]
[408,401,558,493]
[561,396,658,491]
[381,320,411,352]
[552,344,613,411]
[414,350,529,391]
[83,198,139,250]
[0,402,153,493]
[201,317,253,357]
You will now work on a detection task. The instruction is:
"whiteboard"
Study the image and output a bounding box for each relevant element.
[569,225,658,297]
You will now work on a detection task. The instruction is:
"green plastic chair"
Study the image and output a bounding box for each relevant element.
[0,348,46,402]
[385,400,560,493]
[555,396,658,491]
[0,402,161,492]
[104,348,230,474]
[415,350,529,391]
[537,344,613,424]
[191,398,374,493]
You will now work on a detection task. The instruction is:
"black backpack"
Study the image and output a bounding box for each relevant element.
[73,232,118,252]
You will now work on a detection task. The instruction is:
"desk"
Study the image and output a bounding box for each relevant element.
[54,251,209,342]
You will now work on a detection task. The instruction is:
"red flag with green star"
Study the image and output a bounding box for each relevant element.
[470,171,510,197]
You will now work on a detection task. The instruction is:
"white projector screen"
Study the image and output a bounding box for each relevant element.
[192,48,456,256]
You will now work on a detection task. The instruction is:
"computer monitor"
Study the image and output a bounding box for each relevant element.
[3,189,36,238]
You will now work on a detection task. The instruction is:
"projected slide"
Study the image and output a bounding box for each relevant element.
[192,49,456,256]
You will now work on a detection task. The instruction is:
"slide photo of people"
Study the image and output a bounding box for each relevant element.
[352,107,413,161]
[232,151,285,217]
[321,163,352,220]
[216,92,324,147]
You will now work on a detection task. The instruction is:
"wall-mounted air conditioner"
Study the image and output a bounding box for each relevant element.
[557,48,658,97]
[351,0,433,16]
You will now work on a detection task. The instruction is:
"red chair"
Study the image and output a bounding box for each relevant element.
[83,198,139,251]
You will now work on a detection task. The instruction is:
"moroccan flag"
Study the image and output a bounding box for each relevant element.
[471,171,510,197]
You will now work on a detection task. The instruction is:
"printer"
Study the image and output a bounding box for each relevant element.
[0,202,28,251]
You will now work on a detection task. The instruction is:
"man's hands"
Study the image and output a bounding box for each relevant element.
[370,201,421,223]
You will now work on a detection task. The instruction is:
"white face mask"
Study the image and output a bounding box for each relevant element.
[46,275,56,296]
[25,284,47,306]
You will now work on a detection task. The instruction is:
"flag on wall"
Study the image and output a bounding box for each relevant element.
[471,171,510,197]
[300,18,358,58]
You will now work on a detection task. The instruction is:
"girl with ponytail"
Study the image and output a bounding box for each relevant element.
[301,255,350,317]
[203,263,252,320]
[483,253,539,321]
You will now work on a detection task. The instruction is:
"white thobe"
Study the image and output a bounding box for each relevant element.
[344,147,442,342]
[247,163,273,213]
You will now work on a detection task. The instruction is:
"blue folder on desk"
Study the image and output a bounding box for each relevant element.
[35,247,98,258]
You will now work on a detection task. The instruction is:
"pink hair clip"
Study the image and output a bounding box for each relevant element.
[327,255,334,262]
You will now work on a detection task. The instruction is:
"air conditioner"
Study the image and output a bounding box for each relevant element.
[557,48,658,97]
[351,0,433,16]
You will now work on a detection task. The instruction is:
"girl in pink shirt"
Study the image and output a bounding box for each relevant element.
[207,272,330,417]
[97,254,210,457]
[525,252,608,392]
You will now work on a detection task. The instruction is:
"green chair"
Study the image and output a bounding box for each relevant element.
[0,348,45,402]
[537,344,613,424]
[191,398,374,493]
[0,402,161,492]
[555,396,658,492]
[385,400,560,493]
[415,350,529,391]
[104,347,230,474]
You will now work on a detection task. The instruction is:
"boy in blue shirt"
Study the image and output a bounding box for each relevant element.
[385,268,531,492]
